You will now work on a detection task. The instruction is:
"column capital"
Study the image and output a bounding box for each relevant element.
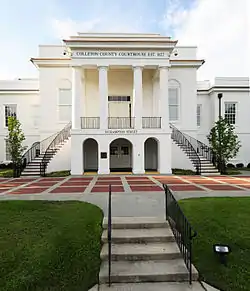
[97,65,109,70]
[132,65,144,70]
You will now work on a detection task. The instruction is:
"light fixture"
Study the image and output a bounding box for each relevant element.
[213,244,231,265]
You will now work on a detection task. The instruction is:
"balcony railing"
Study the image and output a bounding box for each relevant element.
[81,117,100,129]
[108,117,135,129]
[142,117,161,128]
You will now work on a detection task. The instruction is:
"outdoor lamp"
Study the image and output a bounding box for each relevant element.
[213,244,231,265]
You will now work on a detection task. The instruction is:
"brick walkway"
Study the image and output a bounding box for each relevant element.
[1,175,250,195]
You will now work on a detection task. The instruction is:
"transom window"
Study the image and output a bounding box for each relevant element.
[197,104,202,126]
[108,96,130,102]
[58,89,72,122]
[169,88,179,121]
[224,102,236,124]
[4,104,17,127]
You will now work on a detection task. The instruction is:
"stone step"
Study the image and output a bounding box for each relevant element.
[103,217,169,230]
[99,259,198,284]
[101,242,181,261]
[102,228,175,244]
[99,282,205,291]
[201,169,219,173]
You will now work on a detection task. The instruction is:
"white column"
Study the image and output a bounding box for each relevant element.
[158,134,172,174]
[133,66,143,129]
[72,66,83,129]
[133,139,145,174]
[159,66,170,131]
[98,137,110,175]
[71,135,83,175]
[98,66,108,129]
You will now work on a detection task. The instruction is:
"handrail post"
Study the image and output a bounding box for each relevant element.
[108,184,112,287]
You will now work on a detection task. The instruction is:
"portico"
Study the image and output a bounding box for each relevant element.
[63,33,178,175]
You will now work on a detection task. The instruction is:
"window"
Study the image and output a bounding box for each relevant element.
[4,104,17,127]
[224,102,236,124]
[110,146,118,155]
[197,104,202,126]
[5,140,11,160]
[169,88,179,121]
[121,146,129,155]
[108,96,130,102]
[58,89,72,122]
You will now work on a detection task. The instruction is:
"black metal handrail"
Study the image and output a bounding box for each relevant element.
[20,132,58,175]
[108,184,112,287]
[182,132,217,166]
[142,117,161,128]
[170,123,201,174]
[108,117,135,129]
[81,117,100,129]
[40,122,71,176]
[163,184,197,285]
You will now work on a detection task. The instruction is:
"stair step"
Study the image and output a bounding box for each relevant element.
[101,242,181,261]
[103,217,169,230]
[99,282,205,291]
[99,259,198,284]
[102,228,175,244]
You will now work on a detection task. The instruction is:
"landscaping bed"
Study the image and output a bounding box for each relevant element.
[0,201,103,291]
[179,197,250,291]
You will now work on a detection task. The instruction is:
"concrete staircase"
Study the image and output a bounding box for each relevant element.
[21,143,65,177]
[176,143,220,176]
[98,217,200,290]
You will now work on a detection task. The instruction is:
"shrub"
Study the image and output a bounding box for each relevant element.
[227,163,235,168]
[247,163,250,168]
[236,163,244,168]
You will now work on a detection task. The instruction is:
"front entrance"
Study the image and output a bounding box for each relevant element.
[110,138,132,172]
[83,138,98,172]
[144,138,158,171]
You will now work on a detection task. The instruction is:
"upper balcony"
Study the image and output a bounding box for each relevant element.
[80,117,161,129]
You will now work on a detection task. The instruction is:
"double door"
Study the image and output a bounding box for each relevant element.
[110,143,131,170]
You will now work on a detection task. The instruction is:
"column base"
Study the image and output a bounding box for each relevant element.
[98,169,110,175]
[133,170,145,175]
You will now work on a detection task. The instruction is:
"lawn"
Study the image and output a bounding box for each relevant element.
[0,201,103,291]
[179,197,250,291]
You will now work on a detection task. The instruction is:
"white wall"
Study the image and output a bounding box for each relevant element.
[171,141,195,170]
[0,81,40,162]
[47,138,71,172]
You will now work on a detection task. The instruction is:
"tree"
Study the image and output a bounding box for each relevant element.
[6,116,27,177]
[207,117,241,174]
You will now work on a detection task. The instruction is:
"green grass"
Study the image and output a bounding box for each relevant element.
[0,168,13,177]
[0,201,103,291]
[46,170,71,177]
[179,197,250,291]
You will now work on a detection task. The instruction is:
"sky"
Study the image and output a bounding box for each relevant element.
[0,0,249,82]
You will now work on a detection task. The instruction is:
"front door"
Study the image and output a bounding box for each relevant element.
[110,143,132,171]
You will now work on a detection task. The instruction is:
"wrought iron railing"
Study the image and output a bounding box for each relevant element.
[40,122,71,176]
[108,117,135,129]
[163,184,197,285]
[20,133,58,176]
[142,117,161,128]
[170,123,201,174]
[182,132,216,166]
[81,117,100,129]
[108,184,112,287]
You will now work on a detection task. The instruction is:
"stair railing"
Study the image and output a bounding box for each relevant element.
[170,123,201,174]
[20,132,58,176]
[163,184,197,285]
[40,122,71,176]
[108,184,112,287]
[182,132,217,167]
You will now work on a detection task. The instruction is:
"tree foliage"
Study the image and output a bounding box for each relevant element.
[6,117,27,166]
[207,117,241,173]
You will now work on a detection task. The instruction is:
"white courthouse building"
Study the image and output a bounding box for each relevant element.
[0,33,249,176]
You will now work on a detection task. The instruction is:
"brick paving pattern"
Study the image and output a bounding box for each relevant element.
[1,174,250,195]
